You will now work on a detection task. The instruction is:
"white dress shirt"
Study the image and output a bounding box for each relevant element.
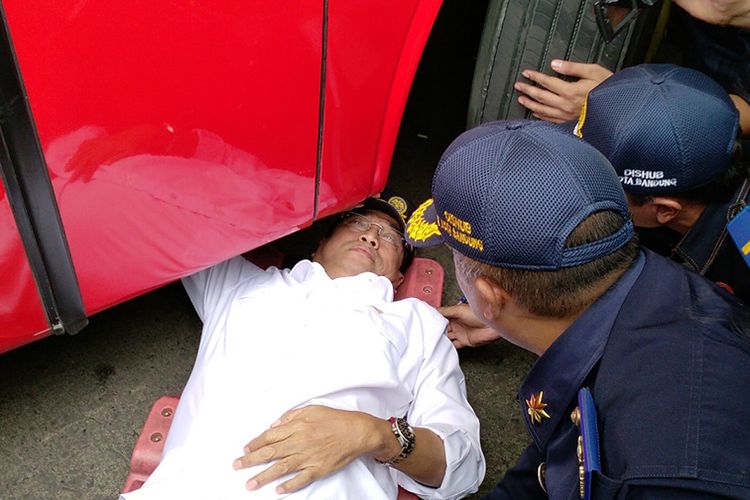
[121,257,484,499]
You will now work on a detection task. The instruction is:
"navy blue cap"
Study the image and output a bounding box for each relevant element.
[405,120,633,270]
[358,190,414,233]
[577,64,739,195]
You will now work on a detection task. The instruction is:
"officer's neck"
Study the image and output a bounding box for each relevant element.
[502,272,624,356]
[504,312,582,356]
[664,200,706,235]
[506,316,575,356]
[488,292,582,356]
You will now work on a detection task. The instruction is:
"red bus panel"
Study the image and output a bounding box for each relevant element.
[319,0,441,217]
[3,0,323,316]
[0,186,50,352]
[0,0,442,352]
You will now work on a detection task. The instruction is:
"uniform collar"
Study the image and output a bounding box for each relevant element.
[518,252,646,451]
[672,180,750,273]
[288,260,395,303]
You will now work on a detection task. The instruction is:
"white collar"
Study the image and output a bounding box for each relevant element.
[288,260,395,303]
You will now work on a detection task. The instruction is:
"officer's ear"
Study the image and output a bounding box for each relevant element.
[650,197,683,225]
[474,276,511,322]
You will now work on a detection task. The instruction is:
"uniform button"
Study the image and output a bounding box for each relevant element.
[570,406,581,427]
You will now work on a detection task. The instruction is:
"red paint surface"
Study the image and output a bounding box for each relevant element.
[0,0,442,352]
[0,186,50,353]
[319,0,442,217]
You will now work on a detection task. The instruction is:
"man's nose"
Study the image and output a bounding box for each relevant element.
[359,230,379,248]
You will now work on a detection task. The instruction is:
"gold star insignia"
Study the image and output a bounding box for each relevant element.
[526,391,551,425]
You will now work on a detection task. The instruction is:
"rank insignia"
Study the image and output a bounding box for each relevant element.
[526,391,551,424]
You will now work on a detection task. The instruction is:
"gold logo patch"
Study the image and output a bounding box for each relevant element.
[387,196,408,221]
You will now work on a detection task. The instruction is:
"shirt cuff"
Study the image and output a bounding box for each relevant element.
[395,424,485,500]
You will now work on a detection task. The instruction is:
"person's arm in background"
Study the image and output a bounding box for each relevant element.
[515,60,750,137]
[673,0,750,28]
[513,60,613,123]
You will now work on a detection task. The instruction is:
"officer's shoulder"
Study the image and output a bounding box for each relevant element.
[643,250,747,318]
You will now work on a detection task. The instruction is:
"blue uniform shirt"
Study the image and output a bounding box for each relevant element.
[485,250,750,499]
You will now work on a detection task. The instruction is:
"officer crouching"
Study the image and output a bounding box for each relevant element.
[408,120,750,499]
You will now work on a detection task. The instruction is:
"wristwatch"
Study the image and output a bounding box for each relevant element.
[376,416,416,466]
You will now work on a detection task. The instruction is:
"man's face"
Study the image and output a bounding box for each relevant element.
[314,210,405,286]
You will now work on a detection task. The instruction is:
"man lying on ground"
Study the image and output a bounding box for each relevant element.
[121,196,485,500]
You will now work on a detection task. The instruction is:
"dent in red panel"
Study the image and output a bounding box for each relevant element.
[46,124,327,313]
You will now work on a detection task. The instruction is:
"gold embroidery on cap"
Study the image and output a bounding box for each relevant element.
[574,94,589,138]
[438,211,484,252]
[406,199,442,242]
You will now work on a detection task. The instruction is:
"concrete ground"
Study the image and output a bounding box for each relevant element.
[0,3,537,498]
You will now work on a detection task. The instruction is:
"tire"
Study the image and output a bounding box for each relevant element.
[467,0,661,126]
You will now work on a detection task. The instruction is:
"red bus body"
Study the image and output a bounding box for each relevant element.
[0,0,442,353]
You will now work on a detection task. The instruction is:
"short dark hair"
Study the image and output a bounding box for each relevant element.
[454,211,639,317]
[628,140,749,206]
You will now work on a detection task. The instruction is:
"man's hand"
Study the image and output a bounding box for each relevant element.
[439,303,502,348]
[514,60,613,123]
[233,405,377,494]
[674,0,750,28]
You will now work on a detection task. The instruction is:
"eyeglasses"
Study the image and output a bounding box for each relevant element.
[341,213,406,248]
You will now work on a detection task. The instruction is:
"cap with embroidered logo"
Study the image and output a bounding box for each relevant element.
[405,120,633,270]
[576,64,739,195]
[357,191,414,234]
